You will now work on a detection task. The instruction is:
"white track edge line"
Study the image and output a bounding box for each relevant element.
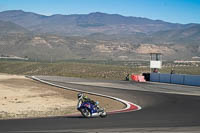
[30,76,142,113]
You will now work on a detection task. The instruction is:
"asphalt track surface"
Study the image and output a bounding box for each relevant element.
[1,76,200,132]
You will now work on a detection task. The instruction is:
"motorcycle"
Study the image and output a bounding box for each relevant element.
[77,101,107,118]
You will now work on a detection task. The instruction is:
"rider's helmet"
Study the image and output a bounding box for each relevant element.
[77,92,84,100]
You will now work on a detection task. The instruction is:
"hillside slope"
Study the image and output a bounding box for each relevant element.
[0,10,199,61]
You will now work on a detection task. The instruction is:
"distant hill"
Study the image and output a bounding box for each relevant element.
[0,20,29,34]
[0,10,199,61]
[150,24,200,45]
[0,10,186,35]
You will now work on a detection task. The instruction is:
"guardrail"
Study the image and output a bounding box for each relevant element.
[150,73,200,86]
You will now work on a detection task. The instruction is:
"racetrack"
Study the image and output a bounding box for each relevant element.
[1,76,200,132]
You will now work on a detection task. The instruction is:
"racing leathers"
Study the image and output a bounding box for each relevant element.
[77,95,97,110]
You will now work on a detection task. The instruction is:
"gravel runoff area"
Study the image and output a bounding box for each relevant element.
[0,74,125,119]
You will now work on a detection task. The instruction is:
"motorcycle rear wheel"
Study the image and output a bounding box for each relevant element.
[80,108,91,118]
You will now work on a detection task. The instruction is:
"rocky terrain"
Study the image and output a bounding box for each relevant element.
[0,10,199,61]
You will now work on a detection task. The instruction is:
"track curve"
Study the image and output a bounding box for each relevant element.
[30,76,141,114]
[1,76,200,132]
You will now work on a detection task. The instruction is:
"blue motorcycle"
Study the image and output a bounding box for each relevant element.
[77,101,107,118]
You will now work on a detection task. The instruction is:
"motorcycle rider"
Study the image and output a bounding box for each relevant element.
[77,93,96,104]
[77,92,99,110]
[77,92,106,117]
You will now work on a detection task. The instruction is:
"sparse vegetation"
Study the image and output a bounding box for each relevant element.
[0,60,199,80]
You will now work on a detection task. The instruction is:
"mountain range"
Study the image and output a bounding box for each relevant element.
[0,10,199,61]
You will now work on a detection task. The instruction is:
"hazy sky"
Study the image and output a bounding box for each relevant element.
[0,0,199,24]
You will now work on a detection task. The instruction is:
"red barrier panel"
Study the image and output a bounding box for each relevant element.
[131,74,146,82]
[138,75,146,82]
[131,74,138,81]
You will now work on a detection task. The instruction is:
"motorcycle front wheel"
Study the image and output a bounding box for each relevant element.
[100,110,107,118]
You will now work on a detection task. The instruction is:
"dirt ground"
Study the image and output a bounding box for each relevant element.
[0,74,125,119]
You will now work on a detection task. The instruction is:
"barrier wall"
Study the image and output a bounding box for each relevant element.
[160,74,171,83]
[131,74,146,82]
[184,75,200,86]
[171,74,185,85]
[150,73,200,87]
[150,73,160,82]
